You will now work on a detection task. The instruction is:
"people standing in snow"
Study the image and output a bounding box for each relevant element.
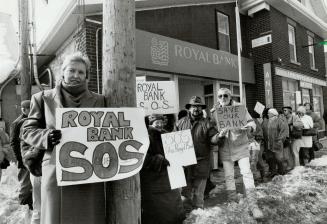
[210,88,263,219]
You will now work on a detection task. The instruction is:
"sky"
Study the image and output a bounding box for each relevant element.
[0,0,18,31]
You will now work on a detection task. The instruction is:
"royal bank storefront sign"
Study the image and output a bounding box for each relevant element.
[136,29,255,84]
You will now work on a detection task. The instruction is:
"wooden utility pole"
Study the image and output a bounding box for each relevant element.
[102,0,140,223]
[19,0,31,100]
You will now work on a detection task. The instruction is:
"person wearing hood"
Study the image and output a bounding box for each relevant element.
[141,114,185,224]
[22,52,106,224]
[175,96,219,212]
[267,108,289,175]
[210,88,263,220]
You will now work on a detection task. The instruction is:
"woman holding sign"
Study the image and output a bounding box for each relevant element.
[141,114,185,224]
[210,88,264,220]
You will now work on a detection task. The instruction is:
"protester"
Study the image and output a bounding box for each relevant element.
[22,52,106,224]
[141,114,185,224]
[261,108,273,176]
[248,111,265,181]
[303,102,324,162]
[175,96,219,211]
[267,108,289,175]
[295,106,314,166]
[10,100,33,210]
[282,106,304,169]
[210,88,263,219]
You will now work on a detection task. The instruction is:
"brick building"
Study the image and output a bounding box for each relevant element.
[26,0,327,132]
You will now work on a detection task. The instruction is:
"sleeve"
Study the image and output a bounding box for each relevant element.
[22,93,52,150]
[10,120,23,162]
[278,118,289,142]
[244,109,256,132]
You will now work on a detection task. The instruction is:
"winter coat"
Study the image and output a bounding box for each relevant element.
[300,114,313,148]
[175,114,218,178]
[22,85,106,224]
[211,101,256,162]
[141,126,184,224]
[267,115,289,152]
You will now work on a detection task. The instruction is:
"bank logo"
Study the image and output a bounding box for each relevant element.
[151,38,169,66]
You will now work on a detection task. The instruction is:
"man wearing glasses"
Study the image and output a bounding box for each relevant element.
[210,88,263,219]
[175,96,219,212]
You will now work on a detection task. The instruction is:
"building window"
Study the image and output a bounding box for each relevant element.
[308,35,316,69]
[302,88,310,105]
[217,12,230,52]
[282,78,298,111]
[288,24,297,62]
[313,85,323,119]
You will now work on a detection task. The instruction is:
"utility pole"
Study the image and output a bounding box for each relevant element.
[19,0,31,100]
[102,0,140,223]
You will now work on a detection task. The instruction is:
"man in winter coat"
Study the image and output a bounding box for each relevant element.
[210,88,263,219]
[303,102,324,162]
[141,114,185,224]
[10,100,33,210]
[22,52,106,224]
[175,96,219,211]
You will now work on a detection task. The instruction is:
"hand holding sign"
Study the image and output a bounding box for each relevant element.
[161,130,197,189]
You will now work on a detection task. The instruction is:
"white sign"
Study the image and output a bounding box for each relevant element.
[161,130,197,189]
[296,91,302,104]
[136,81,178,115]
[55,108,149,186]
[252,34,272,48]
[254,101,265,116]
[300,81,313,89]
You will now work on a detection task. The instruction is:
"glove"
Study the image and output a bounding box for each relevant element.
[48,129,62,147]
[150,154,170,172]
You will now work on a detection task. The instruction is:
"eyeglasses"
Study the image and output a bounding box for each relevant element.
[283,110,288,112]
[218,94,229,99]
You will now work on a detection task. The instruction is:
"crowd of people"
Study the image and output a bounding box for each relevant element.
[0,51,325,224]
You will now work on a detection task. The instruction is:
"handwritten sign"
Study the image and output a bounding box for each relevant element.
[254,101,265,116]
[55,108,149,186]
[136,81,178,115]
[161,130,197,189]
[215,105,247,130]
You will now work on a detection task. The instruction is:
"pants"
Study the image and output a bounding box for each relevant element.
[18,167,33,208]
[292,139,303,166]
[222,157,255,191]
[30,175,41,224]
[266,150,285,175]
[182,178,207,209]
[249,150,259,175]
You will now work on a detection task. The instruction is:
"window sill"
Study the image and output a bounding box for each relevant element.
[290,60,301,66]
[311,67,318,72]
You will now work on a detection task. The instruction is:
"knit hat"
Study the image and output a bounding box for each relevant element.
[21,100,31,109]
[297,106,306,114]
[148,114,164,125]
[282,106,292,111]
[268,108,278,116]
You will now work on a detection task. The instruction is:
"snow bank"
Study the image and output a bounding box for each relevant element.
[0,164,30,224]
[185,156,327,224]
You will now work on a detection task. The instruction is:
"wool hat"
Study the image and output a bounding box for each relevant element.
[148,114,164,125]
[185,96,207,109]
[268,108,278,116]
[282,106,292,111]
[297,106,306,114]
[21,100,31,109]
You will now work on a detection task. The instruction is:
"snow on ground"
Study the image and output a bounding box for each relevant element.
[0,164,30,224]
[185,156,327,224]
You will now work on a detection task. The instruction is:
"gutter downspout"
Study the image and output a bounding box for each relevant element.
[96,27,102,94]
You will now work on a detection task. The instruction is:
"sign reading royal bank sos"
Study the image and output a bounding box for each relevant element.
[136,29,255,84]
[55,108,149,186]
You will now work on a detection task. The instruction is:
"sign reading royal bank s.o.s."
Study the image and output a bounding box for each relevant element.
[136,29,255,84]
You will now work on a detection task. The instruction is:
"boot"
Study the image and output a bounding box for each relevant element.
[246,189,264,220]
[226,190,239,203]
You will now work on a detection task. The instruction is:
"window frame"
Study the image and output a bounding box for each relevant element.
[216,11,231,52]
[307,34,316,70]
[288,24,298,63]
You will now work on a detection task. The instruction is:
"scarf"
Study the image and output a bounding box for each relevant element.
[60,81,88,107]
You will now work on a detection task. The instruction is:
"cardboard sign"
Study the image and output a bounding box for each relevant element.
[254,101,265,116]
[215,105,247,130]
[55,108,149,186]
[136,81,178,115]
[161,130,197,189]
